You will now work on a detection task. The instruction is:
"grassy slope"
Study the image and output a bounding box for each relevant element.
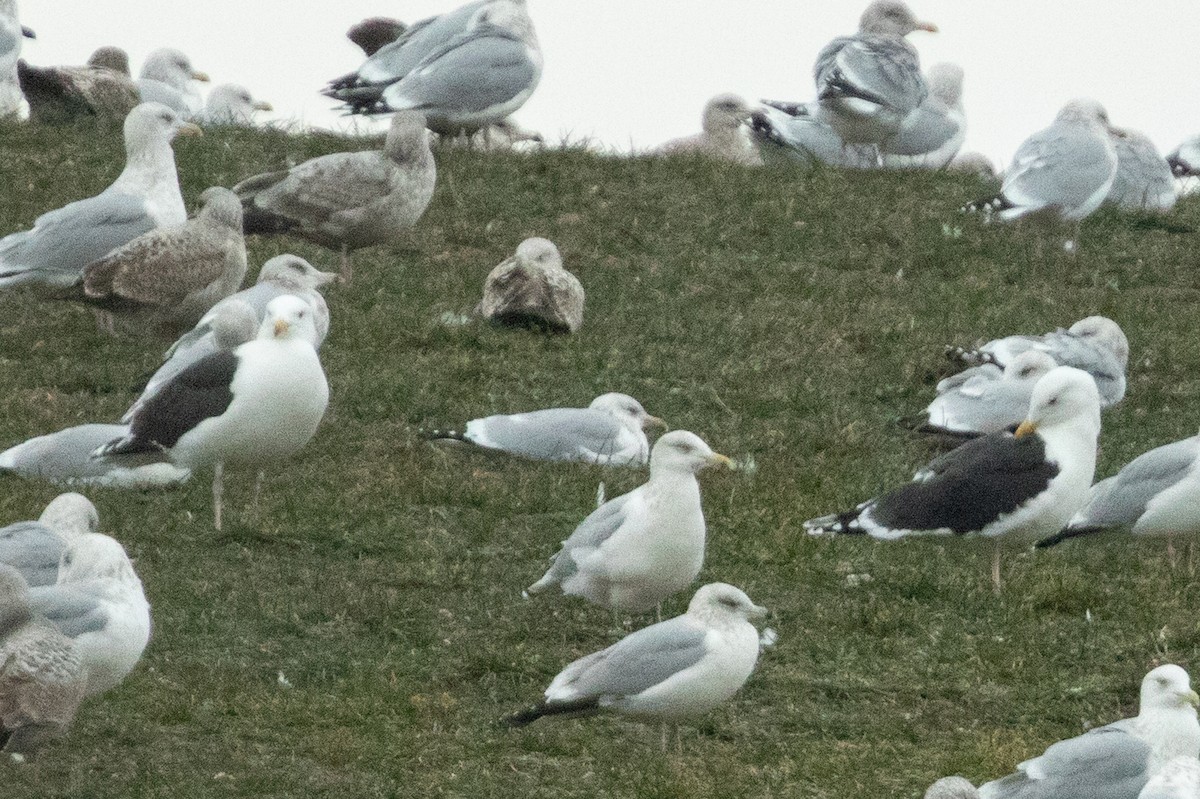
[2,119,1200,797]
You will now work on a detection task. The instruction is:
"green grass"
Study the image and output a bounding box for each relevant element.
[2,117,1200,797]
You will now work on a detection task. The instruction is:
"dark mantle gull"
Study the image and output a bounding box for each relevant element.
[806,367,1101,593]
[79,186,247,338]
[524,431,732,615]
[136,48,208,118]
[18,46,139,124]
[234,110,435,282]
[0,493,98,587]
[1037,430,1200,555]
[1105,126,1176,213]
[424,392,666,466]
[0,102,199,292]
[97,296,330,530]
[914,350,1058,438]
[507,582,767,750]
[814,0,937,148]
[0,565,87,759]
[0,424,192,488]
[978,665,1200,799]
[28,533,152,697]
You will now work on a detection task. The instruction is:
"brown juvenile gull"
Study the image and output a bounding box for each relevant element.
[1105,126,1177,213]
[0,565,87,760]
[199,84,272,126]
[476,237,584,333]
[234,110,435,282]
[17,46,139,124]
[136,48,209,118]
[0,102,199,292]
[654,93,761,165]
[79,186,247,338]
[525,431,733,614]
[814,0,938,148]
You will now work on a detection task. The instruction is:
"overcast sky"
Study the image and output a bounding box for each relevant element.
[16,1,1200,167]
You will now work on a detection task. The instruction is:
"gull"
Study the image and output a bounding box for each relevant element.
[654,94,762,165]
[0,424,192,488]
[914,350,1058,438]
[881,62,965,169]
[0,0,35,117]
[1167,136,1200,177]
[1106,126,1177,213]
[476,237,585,333]
[135,48,208,118]
[17,46,139,124]
[0,494,99,587]
[200,84,272,126]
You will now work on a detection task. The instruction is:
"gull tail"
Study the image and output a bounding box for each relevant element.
[1035,525,1105,549]
[803,510,867,536]
[504,698,600,728]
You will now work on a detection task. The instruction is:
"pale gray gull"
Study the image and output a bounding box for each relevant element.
[881,62,965,169]
[0,424,191,488]
[814,0,938,147]
[948,315,1129,408]
[1105,127,1176,213]
[0,494,98,587]
[1139,757,1200,799]
[17,46,139,124]
[79,186,246,338]
[0,102,199,292]
[524,431,733,613]
[978,664,1200,799]
[0,565,87,758]
[476,237,584,333]
[28,532,152,696]
[234,110,435,282]
[653,94,761,165]
[136,48,208,118]
[749,102,879,168]
[915,350,1058,438]
[200,84,272,126]
[1167,136,1200,177]
[806,367,1101,593]
[96,296,330,530]
[507,582,766,749]
[424,392,666,466]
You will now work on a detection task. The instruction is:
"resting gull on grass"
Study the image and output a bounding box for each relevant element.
[977,664,1200,799]
[947,315,1129,408]
[524,431,732,615]
[476,237,584,333]
[507,582,767,751]
[234,110,435,282]
[814,0,937,149]
[17,46,139,124]
[96,296,330,530]
[0,565,87,760]
[1105,126,1177,213]
[653,94,761,165]
[912,350,1058,438]
[424,392,665,466]
[28,533,151,697]
[0,424,191,488]
[199,84,272,126]
[0,494,98,587]
[749,102,879,168]
[135,48,208,118]
[0,102,198,292]
[806,367,1101,593]
[78,186,247,338]
[881,62,965,169]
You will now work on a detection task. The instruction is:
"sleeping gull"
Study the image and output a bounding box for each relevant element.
[948,316,1129,408]
[346,17,408,57]
[805,367,1101,593]
[78,186,247,337]
[1167,136,1200,177]
[0,424,191,488]
[128,255,335,422]
[476,237,585,333]
[234,110,435,282]
[17,46,139,124]
[749,102,879,168]
[28,533,151,697]
[0,493,98,587]
[814,0,937,148]
[0,102,199,292]
[0,565,87,759]
[1105,126,1177,213]
[926,777,980,799]
[1036,430,1200,557]
[1139,757,1200,799]
[966,99,1116,225]
[913,350,1058,438]
[423,392,665,466]
[978,664,1200,799]
[507,582,767,749]
[96,296,330,530]
[136,48,208,117]
[881,62,965,169]
[200,84,272,126]
[653,94,761,165]
[0,0,34,118]
[524,431,732,614]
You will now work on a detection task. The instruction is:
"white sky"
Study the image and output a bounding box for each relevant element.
[16,1,1200,167]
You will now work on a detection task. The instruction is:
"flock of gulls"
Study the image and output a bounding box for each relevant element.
[1,0,1200,795]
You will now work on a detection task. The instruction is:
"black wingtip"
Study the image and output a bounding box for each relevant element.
[504,698,600,728]
[1035,526,1102,549]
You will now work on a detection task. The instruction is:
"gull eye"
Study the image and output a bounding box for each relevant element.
[718,596,739,608]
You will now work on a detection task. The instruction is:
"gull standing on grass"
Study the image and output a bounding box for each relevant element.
[28,533,152,697]
[234,110,435,282]
[0,494,98,587]
[135,48,208,118]
[524,431,733,615]
[0,565,87,759]
[424,392,665,466]
[814,0,938,149]
[96,296,330,531]
[805,367,1101,593]
[653,94,762,165]
[977,664,1200,799]
[507,582,767,751]
[0,102,199,292]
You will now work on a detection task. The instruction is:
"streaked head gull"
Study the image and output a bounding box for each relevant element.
[1105,126,1177,213]
[654,93,761,165]
[136,48,209,117]
[200,84,272,126]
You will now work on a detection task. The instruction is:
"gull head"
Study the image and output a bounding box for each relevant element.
[140,48,209,86]
[513,238,563,270]
[859,0,937,36]
[689,583,768,625]
[58,533,139,585]
[257,255,337,290]
[124,102,202,155]
[38,493,100,542]
[1069,315,1129,368]
[384,110,432,161]
[926,63,965,107]
[1003,350,1058,383]
[1055,98,1110,129]
[1141,665,1200,712]
[1014,366,1101,439]
[197,186,244,231]
[650,430,733,474]
[703,93,756,133]
[590,393,667,433]
[88,46,131,75]
[924,776,980,799]
[210,300,259,351]
[262,295,319,343]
